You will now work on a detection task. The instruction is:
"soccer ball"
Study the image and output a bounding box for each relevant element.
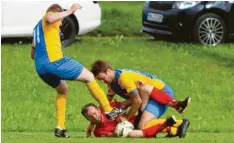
[115,121,134,137]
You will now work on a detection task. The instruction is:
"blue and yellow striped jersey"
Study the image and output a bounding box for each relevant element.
[109,69,166,98]
[33,12,63,69]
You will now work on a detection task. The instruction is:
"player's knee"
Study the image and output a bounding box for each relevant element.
[57,83,69,95]
[84,71,95,83]
[138,122,145,130]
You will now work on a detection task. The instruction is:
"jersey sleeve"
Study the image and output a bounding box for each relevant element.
[118,74,137,94]
[42,12,60,28]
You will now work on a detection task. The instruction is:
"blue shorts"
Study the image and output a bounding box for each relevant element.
[144,84,174,118]
[36,56,83,88]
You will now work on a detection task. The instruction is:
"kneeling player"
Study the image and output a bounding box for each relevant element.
[91,60,191,129]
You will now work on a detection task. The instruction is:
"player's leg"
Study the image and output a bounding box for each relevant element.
[143,115,190,138]
[51,56,124,119]
[128,130,144,138]
[36,66,69,137]
[54,80,70,137]
[166,119,190,138]
[128,116,176,138]
[145,118,179,137]
[137,99,183,136]
[138,100,163,129]
[148,84,191,113]
[138,100,158,129]
[137,81,153,111]
[75,67,114,113]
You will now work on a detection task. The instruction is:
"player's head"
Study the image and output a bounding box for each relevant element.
[81,103,102,124]
[46,4,63,26]
[91,60,115,84]
[46,4,63,13]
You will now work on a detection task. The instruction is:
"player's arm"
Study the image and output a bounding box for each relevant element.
[127,90,142,120]
[86,122,95,137]
[119,75,142,120]
[31,41,35,60]
[46,4,82,24]
[120,98,132,109]
[107,84,116,102]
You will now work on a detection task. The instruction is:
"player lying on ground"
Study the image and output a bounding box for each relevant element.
[31,4,125,138]
[91,60,191,129]
[81,102,190,138]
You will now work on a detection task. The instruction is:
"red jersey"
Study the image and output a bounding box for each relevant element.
[93,101,135,137]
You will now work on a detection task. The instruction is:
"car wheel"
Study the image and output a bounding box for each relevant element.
[60,16,77,47]
[194,13,227,46]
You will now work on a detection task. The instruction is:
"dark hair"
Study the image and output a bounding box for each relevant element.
[91,60,113,76]
[81,103,98,118]
[46,4,63,13]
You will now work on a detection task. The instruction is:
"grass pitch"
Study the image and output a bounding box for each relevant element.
[2,38,234,143]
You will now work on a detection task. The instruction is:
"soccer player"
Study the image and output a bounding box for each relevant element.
[91,60,191,129]
[81,102,190,138]
[31,4,124,138]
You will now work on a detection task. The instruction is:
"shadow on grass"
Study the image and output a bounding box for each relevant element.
[146,36,234,69]
[1,37,32,45]
[1,37,82,47]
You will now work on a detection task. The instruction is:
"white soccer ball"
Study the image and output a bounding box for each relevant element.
[115,121,134,137]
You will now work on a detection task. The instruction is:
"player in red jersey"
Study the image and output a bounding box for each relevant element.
[81,102,189,138]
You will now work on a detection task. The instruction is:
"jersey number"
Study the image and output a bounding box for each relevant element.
[33,25,40,46]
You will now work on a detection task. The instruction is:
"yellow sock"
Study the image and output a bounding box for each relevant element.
[145,119,178,135]
[173,119,183,127]
[55,94,66,129]
[145,119,165,128]
[167,127,177,135]
[87,80,112,112]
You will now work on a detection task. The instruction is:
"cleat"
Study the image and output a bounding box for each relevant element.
[177,119,190,138]
[176,97,191,113]
[105,108,126,120]
[166,115,177,126]
[54,127,70,138]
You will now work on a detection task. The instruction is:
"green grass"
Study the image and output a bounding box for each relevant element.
[2,132,234,143]
[2,38,234,143]
[89,2,145,36]
[2,2,234,143]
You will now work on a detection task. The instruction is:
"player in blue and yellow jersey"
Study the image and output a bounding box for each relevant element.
[91,60,191,130]
[31,4,125,138]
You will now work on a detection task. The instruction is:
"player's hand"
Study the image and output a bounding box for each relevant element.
[116,114,128,123]
[120,99,132,109]
[136,80,145,89]
[70,4,82,13]
[136,80,153,96]
[120,101,130,109]
[86,123,94,137]
[120,102,127,109]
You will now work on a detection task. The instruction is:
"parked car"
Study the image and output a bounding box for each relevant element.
[142,1,234,46]
[1,1,101,46]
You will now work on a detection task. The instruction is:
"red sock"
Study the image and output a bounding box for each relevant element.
[150,88,178,107]
[142,122,166,138]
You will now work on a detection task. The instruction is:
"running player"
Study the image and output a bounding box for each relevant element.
[31,4,124,137]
